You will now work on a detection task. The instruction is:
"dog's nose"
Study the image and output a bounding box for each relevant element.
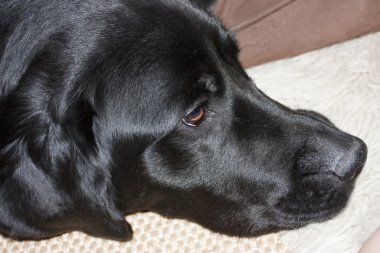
[296,135,367,182]
[331,137,367,181]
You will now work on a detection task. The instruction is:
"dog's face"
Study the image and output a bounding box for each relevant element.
[97,0,367,236]
[0,0,367,241]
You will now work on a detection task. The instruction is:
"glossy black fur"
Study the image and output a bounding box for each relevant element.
[0,0,367,241]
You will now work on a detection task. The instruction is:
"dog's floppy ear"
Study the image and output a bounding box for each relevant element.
[0,13,56,99]
[0,27,134,240]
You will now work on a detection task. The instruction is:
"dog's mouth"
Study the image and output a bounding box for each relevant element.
[269,172,356,229]
[270,205,345,229]
[249,134,368,232]
[271,117,368,228]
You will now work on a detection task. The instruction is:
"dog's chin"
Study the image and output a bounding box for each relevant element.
[270,178,354,230]
[196,184,354,238]
[272,203,347,230]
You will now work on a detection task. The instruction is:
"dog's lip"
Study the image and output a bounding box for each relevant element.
[277,211,338,228]
[268,205,343,228]
[267,182,353,227]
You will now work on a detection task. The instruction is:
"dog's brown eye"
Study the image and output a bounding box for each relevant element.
[182,105,206,127]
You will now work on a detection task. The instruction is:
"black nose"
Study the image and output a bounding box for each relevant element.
[331,137,367,181]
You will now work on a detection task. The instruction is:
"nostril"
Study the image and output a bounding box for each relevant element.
[332,137,367,181]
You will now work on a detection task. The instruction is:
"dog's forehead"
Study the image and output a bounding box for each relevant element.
[128,0,239,66]
[97,0,241,115]
[159,3,238,86]
[119,1,239,94]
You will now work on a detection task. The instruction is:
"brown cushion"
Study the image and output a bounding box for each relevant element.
[215,0,380,67]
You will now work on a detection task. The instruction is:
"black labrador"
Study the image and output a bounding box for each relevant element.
[0,0,367,241]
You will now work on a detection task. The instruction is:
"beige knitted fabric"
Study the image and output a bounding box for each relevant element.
[0,213,287,253]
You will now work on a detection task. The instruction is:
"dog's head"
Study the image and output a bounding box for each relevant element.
[0,0,367,241]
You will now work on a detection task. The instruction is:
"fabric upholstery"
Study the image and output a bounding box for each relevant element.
[215,0,380,67]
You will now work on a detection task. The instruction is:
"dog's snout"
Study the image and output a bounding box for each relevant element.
[331,137,367,181]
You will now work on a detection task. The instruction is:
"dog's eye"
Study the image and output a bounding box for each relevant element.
[182,105,206,127]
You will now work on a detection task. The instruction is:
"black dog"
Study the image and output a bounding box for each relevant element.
[0,0,367,241]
